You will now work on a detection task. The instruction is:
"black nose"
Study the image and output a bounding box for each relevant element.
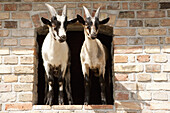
[91,34,97,39]
[59,35,66,43]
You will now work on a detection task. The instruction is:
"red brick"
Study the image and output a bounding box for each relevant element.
[115,102,142,110]
[5,103,32,110]
[4,4,17,11]
[0,12,10,20]
[130,2,143,9]
[144,37,158,45]
[107,3,120,10]
[3,38,17,46]
[115,92,129,100]
[114,46,142,54]
[20,20,33,28]
[12,12,30,19]
[137,11,165,18]
[0,84,12,92]
[138,28,166,36]
[114,55,128,63]
[144,2,158,9]
[119,11,135,18]
[0,4,2,11]
[84,105,113,110]
[39,12,49,19]
[115,20,128,27]
[93,3,106,10]
[32,14,41,28]
[4,21,17,28]
[20,38,35,46]
[122,2,128,10]
[146,64,161,73]
[78,3,91,8]
[0,30,9,37]
[114,29,136,36]
[19,3,32,11]
[161,19,170,26]
[129,20,143,27]
[115,74,128,81]
[0,21,2,28]
[113,37,127,45]
[137,55,150,62]
[165,37,170,44]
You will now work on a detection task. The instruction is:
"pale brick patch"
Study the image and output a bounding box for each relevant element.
[114,29,136,36]
[163,46,170,53]
[4,75,18,83]
[114,46,142,54]
[20,75,34,83]
[20,20,33,28]
[153,73,167,81]
[14,66,34,74]
[115,83,136,91]
[20,56,34,64]
[12,48,35,55]
[153,54,168,63]
[0,30,9,37]
[165,37,170,44]
[115,101,142,110]
[4,56,18,64]
[138,28,166,36]
[0,57,1,64]
[0,84,12,92]
[150,102,170,110]
[12,12,30,19]
[20,38,35,46]
[0,93,16,102]
[52,105,83,110]
[137,55,150,62]
[137,91,151,100]
[12,29,34,37]
[5,103,32,111]
[114,65,143,73]
[0,66,11,73]
[0,48,10,55]
[137,74,151,82]
[146,64,161,73]
[163,64,170,72]
[0,12,10,20]
[33,105,51,110]
[114,55,128,63]
[145,46,160,54]
[115,20,128,27]
[113,38,127,45]
[153,92,168,101]
[137,83,146,91]
[115,74,128,81]
[146,83,170,90]
[144,37,158,45]
[14,83,33,92]
[129,55,135,63]
[19,93,33,102]
[3,39,18,46]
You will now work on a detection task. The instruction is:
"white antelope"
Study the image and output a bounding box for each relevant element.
[41,4,77,105]
[77,6,110,105]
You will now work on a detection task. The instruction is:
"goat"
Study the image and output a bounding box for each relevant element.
[77,6,110,105]
[41,4,77,105]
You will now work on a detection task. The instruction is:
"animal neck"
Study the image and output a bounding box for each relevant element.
[48,33,62,51]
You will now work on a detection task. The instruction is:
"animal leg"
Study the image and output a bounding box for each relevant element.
[99,75,106,104]
[84,74,90,105]
[58,76,64,105]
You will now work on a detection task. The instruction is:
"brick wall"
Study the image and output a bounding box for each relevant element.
[0,0,170,113]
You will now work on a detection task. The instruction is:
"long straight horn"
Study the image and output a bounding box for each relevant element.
[95,7,100,18]
[45,3,57,16]
[83,6,91,18]
[62,5,67,16]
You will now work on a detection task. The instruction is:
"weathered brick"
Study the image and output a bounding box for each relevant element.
[0,30,9,37]
[0,57,1,64]
[33,3,47,11]
[20,75,34,83]
[118,11,135,18]
[4,4,17,11]
[115,20,128,27]
[5,103,32,111]
[137,74,151,82]
[12,29,34,37]
[163,46,170,53]
[19,93,32,102]
[39,12,49,19]
[137,11,165,18]
[78,3,91,8]
[129,20,143,27]
[153,54,167,63]
[20,38,35,46]
[137,55,150,62]
[165,37,170,44]
[12,12,30,19]
[146,64,161,73]
[160,2,170,9]
[144,2,158,9]
[67,9,75,20]
[137,83,145,91]
[145,19,159,27]
[129,37,142,45]
[114,46,142,54]
[137,91,151,100]
[107,14,117,26]
[145,46,160,54]
[0,66,11,73]
[163,64,170,72]
[114,55,128,63]
[52,105,83,110]
[160,37,164,44]
[93,3,106,10]
[138,28,166,36]
[0,48,10,55]
[153,73,167,82]
[20,20,33,28]
[114,65,143,73]
[3,38,18,46]
[130,2,143,9]
[115,74,128,81]
[146,83,170,90]
[115,102,142,110]
[14,84,33,92]
[20,56,34,64]
[150,102,170,110]
[115,92,129,100]
[12,48,35,55]
[19,3,32,11]
[114,29,136,36]
[129,55,135,63]
[144,37,158,45]
[0,93,16,103]
[107,3,120,10]
[0,12,10,20]
[153,92,168,101]
[113,38,127,45]
[161,19,170,26]
[0,84,12,92]
[4,56,18,64]
[14,66,34,74]
[4,21,17,28]
[4,75,18,83]
[0,0,21,1]
[0,21,2,28]
[84,105,113,110]
[31,14,41,28]
[33,105,51,110]
[122,2,128,10]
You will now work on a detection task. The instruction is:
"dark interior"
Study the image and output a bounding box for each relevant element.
[36,25,114,105]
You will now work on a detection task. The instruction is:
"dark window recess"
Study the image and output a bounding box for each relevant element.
[36,25,114,105]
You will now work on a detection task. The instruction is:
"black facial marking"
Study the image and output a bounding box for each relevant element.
[95,17,99,31]
[86,17,92,32]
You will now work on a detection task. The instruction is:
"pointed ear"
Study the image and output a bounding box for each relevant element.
[45,3,57,17]
[62,5,67,16]
[77,14,85,25]
[41,17,52,26]
[68,18,77,24]
[83,6,91,18]
[99,17,110,24]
